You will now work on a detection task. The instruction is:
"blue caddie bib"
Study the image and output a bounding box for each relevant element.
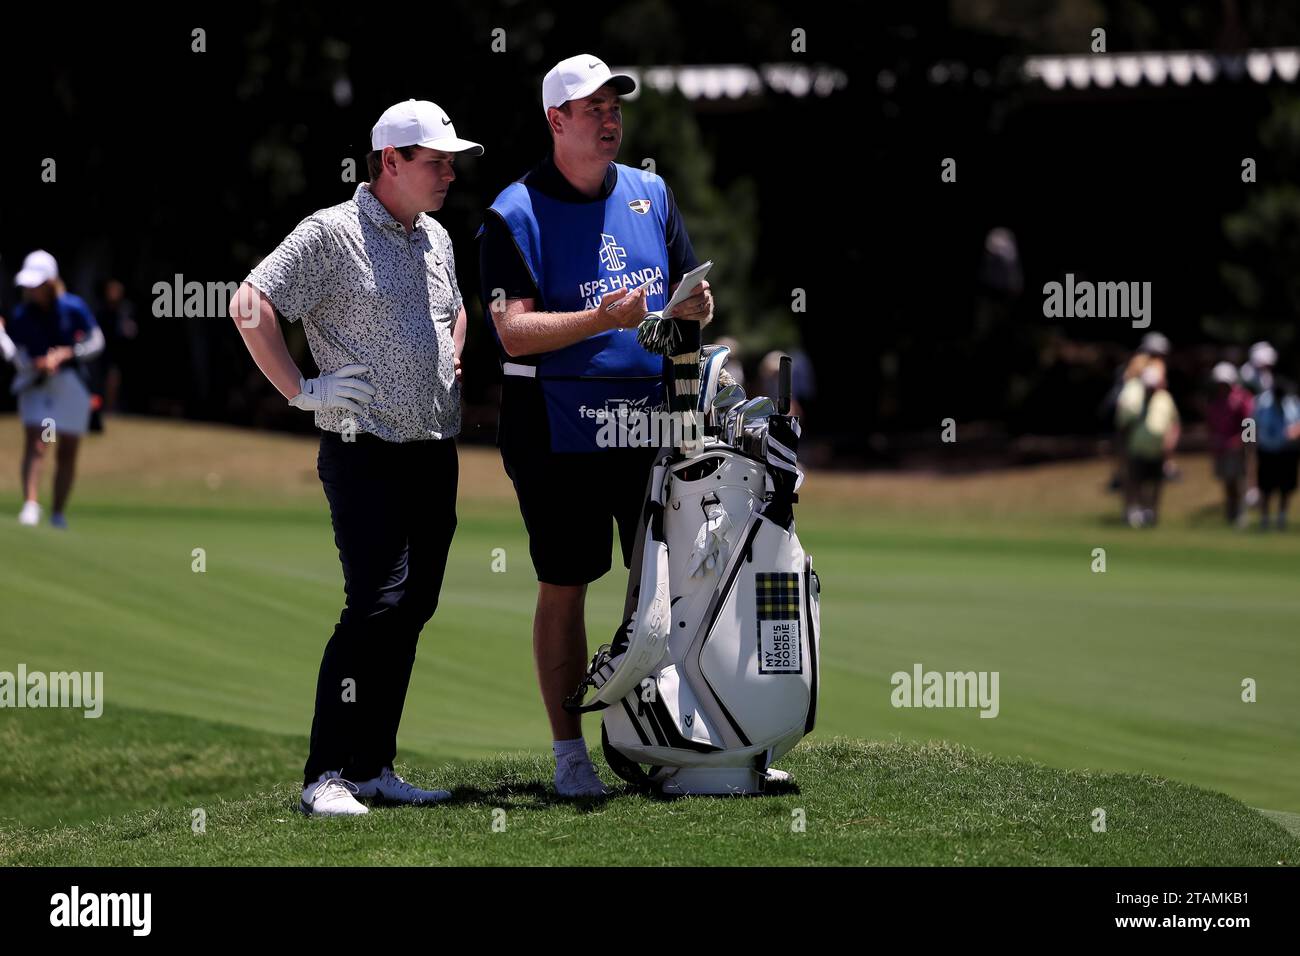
[487,164,670,452]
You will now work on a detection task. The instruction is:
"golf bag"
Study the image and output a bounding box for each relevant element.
[565,339,821,795]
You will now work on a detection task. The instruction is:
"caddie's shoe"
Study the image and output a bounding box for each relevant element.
[50,512,68,530]
[554,751,611,798]
[300,771,369,817]
[763,767,793,784]
[18,501,40,526]
[353,766,451,806]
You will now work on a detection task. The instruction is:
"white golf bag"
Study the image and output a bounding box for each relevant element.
[565,344,822,795]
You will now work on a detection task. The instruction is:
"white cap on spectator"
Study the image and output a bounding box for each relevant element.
[1139,331,1170,356]
[542,54,635,113]
[371,100,483,155]
[1212,361,1238,385]
[1249,341,1277,368]
[15,250,58,288]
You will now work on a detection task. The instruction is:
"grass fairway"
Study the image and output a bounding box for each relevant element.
[0,414,1297,864]
[2,705,1295,866]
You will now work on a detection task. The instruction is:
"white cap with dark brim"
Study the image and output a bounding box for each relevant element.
[371,100,483,156]
[542,54,636,113]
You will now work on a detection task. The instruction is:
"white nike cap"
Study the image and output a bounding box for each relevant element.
[542,54,636,113]
[370,99,483,156]
[15,249,58,288]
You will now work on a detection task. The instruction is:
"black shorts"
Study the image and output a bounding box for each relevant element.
[1258,449,1299,495]
[1127,455,1164,484]
[502,443,660,585]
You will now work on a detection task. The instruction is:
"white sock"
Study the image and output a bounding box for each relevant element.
[553,738,587,761]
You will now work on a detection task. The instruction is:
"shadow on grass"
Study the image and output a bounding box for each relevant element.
[330,775,804,816]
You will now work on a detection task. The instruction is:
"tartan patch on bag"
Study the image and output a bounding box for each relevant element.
[756,573,800,620]
[756,573,802,674]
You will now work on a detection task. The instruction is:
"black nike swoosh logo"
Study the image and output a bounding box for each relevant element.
[589,62,599,69]
[441,117,452,125]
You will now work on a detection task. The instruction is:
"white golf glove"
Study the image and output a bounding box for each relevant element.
[1,328,39,395]
[288,364,376,414]
[687,502,732,578]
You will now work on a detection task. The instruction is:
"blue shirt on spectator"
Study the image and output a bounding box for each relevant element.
[7,293,99,356]
[1256,388,1300,452]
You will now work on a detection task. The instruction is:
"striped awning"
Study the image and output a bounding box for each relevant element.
[612,64,849,100]
[1021,48,1300,90]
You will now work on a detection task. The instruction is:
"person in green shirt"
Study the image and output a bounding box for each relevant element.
[1116,359,1180,528]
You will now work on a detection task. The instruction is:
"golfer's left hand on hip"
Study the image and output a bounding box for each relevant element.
[667,280,713,327]
[289,364,376,414]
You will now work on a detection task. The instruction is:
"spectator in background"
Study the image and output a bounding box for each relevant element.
[1,250,104,528]
[1254,375,1300,531]
[1104,331,1170,492]
[1239,340,1277,396]
[96,278,139,414]
[1116,359,1180,528]
[1206,361,1254,527]
[792,349,816,414]
[1239,340,1278,511]
[757,349,815,419]
[758,351,791,415]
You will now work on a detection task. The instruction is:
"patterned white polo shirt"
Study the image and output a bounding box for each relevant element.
[246,183,463,442]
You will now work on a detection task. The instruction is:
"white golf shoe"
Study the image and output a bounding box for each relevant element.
[352,766,451,806]
[300,771,369,817]
[554,751,611,797]
[18,501,40,526]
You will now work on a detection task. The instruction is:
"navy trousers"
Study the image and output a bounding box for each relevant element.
[303,431,458,785]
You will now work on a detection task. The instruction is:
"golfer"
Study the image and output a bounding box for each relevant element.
[1,250,104,529]
[231,100,481,816]
[478,54,712,796]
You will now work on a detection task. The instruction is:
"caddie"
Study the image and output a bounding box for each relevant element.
[478,54,712,796]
